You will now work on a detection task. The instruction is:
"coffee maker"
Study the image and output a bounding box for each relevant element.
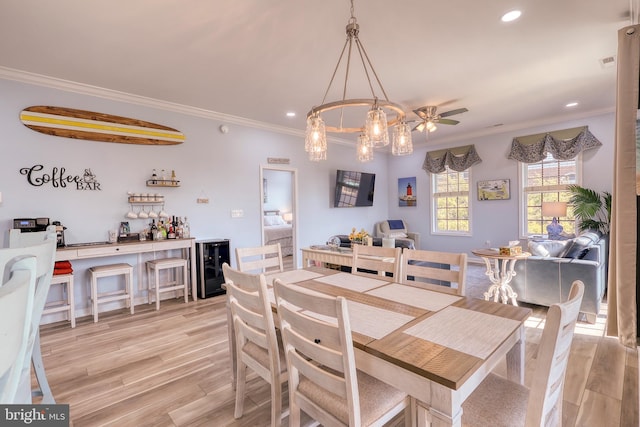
[12,217,66,247]
[52,221,66,247]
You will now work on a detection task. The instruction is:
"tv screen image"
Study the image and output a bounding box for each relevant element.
[334,170,375,207]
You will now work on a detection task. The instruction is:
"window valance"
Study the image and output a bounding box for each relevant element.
[507,126,602,163]
[422,144,482,173]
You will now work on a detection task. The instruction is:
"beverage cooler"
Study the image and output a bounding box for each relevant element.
[195,239,230,298]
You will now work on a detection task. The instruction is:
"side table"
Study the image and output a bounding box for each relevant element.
[471,248,531,305]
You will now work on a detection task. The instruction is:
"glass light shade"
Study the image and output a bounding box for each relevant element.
[308,140,327,161]
[365,106,389,147]
[392,122,413,156]
[305,115,326,153]
[425,121,437,132]
[357,134,373,162]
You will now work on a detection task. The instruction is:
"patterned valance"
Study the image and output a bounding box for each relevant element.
[507,126,602,163]
[422,144,482,173]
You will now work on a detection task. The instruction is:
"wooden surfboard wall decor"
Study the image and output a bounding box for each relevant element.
[20,106,185,145]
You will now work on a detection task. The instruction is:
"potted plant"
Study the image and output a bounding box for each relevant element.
[567,185,611,234]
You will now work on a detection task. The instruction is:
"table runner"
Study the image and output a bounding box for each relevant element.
[404,306,521,359]
[314,272,390,292]
[303,300,415,340]
[264,269,324,285]
[366,283,461,312]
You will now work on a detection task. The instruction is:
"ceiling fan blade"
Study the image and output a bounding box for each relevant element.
[412,122,426,132]
[437,118,460,125]
[439,107,468,118]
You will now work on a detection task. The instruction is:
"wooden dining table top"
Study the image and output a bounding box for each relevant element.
[264,266,531,391]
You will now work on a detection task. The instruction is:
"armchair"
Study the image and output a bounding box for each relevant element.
[375,220,420,250]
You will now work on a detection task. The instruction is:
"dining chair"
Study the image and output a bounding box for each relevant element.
[5,227,57,404]
[462,280,585,427]
[273,278,410,426]
[351,244,401,279]
[222,263,287,427]
[401,249,467,296]
[0,256,37,403]
[235,243,284,274]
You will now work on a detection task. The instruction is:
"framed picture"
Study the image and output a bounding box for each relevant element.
[398,176,416,207]
[477,179,510,200]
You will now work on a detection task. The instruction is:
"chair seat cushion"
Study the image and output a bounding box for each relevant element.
[462,373,529,427]
[298,369,406,425]
[241,340,286,375]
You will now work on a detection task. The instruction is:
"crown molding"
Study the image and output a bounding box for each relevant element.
[0,66,307,138]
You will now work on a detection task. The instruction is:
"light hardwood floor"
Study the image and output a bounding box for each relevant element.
[37,272,637,426]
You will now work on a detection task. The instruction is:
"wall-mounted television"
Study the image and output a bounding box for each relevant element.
[334,169,375,207]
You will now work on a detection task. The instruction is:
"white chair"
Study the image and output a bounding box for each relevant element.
[89,263,134,322]
[145,257,188,310]
[274,278,409,426]
[222,263,287,427]
[0,256,37,403]
[0,236,57,404]
[351,244,401,279]
[401,249,467,296]
[462,280,585,427]
[5,225,57,404]
[235,243,284,274]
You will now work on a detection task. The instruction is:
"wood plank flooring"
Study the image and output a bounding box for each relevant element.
[37,264,638,426]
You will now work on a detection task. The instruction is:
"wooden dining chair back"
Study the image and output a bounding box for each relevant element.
[235,243,284,274]
[274,278,408,426]
[0,237,57,404]
[462,280,585,427]
[222,263,286,427]
[351,244,401,279]
[0,256,37,403]
[401,249,467,296]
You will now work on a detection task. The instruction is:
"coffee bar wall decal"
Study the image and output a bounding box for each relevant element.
[20,164,102,190]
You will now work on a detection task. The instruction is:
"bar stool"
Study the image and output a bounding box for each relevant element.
[88,263,134,322]
[146,257,188,310]
[42,274,76,328]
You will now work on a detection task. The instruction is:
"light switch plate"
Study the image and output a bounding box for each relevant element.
[231,209,244,218]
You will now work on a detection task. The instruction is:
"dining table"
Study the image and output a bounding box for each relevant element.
[230,266,531,427]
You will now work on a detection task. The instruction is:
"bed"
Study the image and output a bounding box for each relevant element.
[263,210,293,256]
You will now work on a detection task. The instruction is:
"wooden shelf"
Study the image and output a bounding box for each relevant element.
[146,179,180,187]
[128,197,164,204]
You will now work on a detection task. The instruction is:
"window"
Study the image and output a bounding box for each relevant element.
[520,153,580,236]
[432,167,471,234]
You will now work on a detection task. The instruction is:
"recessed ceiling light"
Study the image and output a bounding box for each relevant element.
[501,10,522,22]
[566,102,578,108]
[286,112,296,117]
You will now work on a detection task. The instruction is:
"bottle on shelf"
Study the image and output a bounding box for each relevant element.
[176,216,184,239]
[161,169,167,181]
[183,217,190,238]
[151,169,158,185]
[150,219,158,241]
[167,216,176,239]
[171,170,177,186]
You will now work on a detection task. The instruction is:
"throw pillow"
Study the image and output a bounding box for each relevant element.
[387,220,405,230]
[388,231,408,238]
[528,240,570,257]
[560,235,593,259]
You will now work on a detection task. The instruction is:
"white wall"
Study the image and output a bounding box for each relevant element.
[386,113,615,258]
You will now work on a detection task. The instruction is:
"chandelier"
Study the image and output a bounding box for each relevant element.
[304,0,412,162]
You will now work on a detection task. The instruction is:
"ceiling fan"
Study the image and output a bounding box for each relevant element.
[411,106,468,133]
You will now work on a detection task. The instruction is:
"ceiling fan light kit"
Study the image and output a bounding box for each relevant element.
[411,106,468,135]
[304,0,411,161]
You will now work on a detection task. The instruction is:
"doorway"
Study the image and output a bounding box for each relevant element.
[260,166,298,269]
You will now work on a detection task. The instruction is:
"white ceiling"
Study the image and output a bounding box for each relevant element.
[0,0,633,147]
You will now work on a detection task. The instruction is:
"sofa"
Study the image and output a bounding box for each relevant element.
[374,220,420,250]
[510,230,607,323]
